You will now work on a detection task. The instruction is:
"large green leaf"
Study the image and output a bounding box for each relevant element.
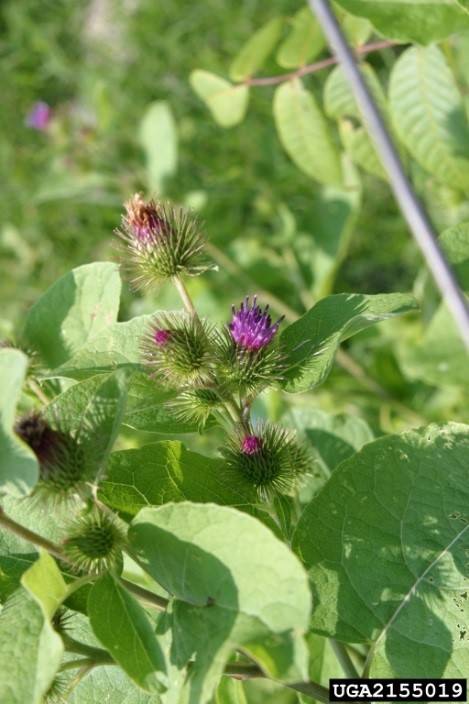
[190,71,249,128]
[399,303,469,387]
[280,292,418,392]
[67,665,161,704]
[439,221,469,291]
[123,372,198,434]
[389,45,469,191]
[276,9,324,68]
[334,0,469,43]
[129,503,311,703]
[89,574,166,692]
[53,314,152,379]
[139,101,178,194]
[293,423,469,677]
[44,371,127,481]
[273,78,342,185]
[0,587,63,704]
[98,441,276,533]
[21,550,68,619]
[229,18,283,81]
[23,262,121,368]
[0,349,38,496]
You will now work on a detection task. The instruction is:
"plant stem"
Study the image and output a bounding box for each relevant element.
[330,638,359,678]
[119,577,169,611]
[60,657,108,672]
[223,664,330,702]
[28,379,50,406]
[0,506,66,561]
[173,275,199,318]
[245,39,399,86]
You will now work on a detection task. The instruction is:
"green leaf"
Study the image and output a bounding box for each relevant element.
[293,423,469,676]
[292,160,361,299]
[0,588,63,704]
[190,70,249,128]
[287,408,374,473]
[334,0,469,43]
[280,292,418,392]
[339,122,386,178]
[88,574,166,692]
[98,441,277,534]
[273,78,342,185]
[23,262,121,368]
[68,665,161,703]
[0,552,37,603]
[129,503,311,703]
[139,101,178,194]
[215,678,247,704]
[297,632,342,703]
[389,45,469,191]
[44,371,127,480]
[276,9,325,69]
[123,372,198,433]
[439,221,469,291]
[21,550,67,619]
[53,314,152,379]
[324,64,387,178]
[399,303,469,388]
[0,349,39,496]
[340,9,372,45]
[325,64,386,120]
[230,17,283,81]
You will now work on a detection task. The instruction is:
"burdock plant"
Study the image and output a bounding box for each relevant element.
[119,194,309,501]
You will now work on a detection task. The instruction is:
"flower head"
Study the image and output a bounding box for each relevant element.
[230,296,283,351]
[26,101,52,131]
[242,434,263,455]
[142,313,215,389]
[116,195,214,289]
[221,423,310,500]
[15,413,88,504]
[124,194,169,245]
[153,328,171,346]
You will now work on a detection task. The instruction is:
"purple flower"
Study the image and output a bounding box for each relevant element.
[153,329,171,346]
[242,435,263,455]
[229,296,283,351]
[124,194,169,245]
[26,101,52,131]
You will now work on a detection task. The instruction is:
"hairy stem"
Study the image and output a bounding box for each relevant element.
[59,657,108,672]
[0,506,65,561]
[173,275,199,318]
[245,39,399,86]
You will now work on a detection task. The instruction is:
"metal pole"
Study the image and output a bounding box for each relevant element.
[308,0,469,350]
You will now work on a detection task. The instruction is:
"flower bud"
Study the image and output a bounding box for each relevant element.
[117,194,214,288]
[221,423,309,499]
[141,313,215,389]
[14,413,87,502]
[62,509,126,575]
[168,388,220,430]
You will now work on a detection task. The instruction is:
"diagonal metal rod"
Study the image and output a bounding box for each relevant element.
[307,0,469,350]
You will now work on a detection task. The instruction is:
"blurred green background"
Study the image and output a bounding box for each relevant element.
[1,0,467,441]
